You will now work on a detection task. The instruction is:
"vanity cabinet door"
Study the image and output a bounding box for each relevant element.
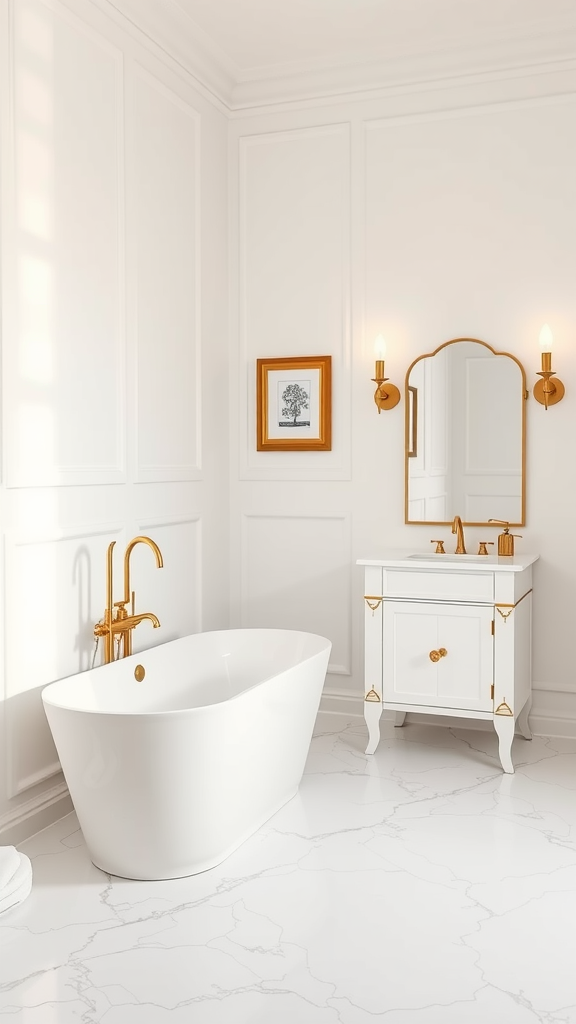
[382,601,494,713]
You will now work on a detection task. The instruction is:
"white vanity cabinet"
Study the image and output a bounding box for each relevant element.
[358,553,539,773]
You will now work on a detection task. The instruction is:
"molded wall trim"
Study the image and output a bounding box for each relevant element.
[0,779,73,847]
[93,0,576,115]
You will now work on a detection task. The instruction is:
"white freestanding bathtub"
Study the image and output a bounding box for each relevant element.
[42,629,331,880]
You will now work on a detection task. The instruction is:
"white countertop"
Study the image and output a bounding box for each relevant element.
[356,550,539,572]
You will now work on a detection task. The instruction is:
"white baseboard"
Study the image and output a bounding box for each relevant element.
[318,688,576,740]
[0,779,73,847]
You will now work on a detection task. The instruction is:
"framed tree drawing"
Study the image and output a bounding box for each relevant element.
[256,355,332,451]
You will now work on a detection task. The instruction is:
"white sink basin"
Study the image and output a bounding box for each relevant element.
[406,553,492,562]
[357,552,538,573]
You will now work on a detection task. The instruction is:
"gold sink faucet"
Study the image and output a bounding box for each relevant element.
[451,515,467,554]
[94,536,164,663]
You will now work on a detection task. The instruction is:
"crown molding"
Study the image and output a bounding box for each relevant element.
[95,0,236,109]
[230,26,576,113]
[94,0,576,115]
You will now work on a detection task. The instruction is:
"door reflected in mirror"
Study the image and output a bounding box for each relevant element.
[405,339,526,525]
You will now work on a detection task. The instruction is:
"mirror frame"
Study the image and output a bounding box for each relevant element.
[404,337,527,527]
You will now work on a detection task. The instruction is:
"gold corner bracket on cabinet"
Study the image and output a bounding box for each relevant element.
[495,699,513,717]
[495,589,532,624]
[365,688,381,702]
[364,595,383,615]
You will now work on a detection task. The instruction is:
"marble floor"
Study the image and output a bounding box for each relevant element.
[2,716,576,1023]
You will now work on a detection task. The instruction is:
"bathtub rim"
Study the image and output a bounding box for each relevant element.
[41,627,332,717]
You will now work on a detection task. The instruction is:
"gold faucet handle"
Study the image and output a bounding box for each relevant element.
[477,541,494,555]
[431,540,446,554]
[94,621,107,638]
[113,592,137,621]
[113,600,129,620]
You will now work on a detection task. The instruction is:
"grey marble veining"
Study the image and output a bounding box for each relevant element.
[2,716,576,1023]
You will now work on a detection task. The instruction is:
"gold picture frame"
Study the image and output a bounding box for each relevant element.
[256,355,332,451]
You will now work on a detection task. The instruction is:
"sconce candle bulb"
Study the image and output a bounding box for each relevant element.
[372,335,400,413]
[374,334,386,359]
[533,323,565,410]
[539,323,553,351]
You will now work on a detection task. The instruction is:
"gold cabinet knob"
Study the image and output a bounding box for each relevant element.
[429,647,447,662]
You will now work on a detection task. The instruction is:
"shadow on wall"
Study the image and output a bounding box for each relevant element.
[73,545,94,674]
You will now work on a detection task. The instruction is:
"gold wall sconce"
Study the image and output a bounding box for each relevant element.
[533,324,565,410]
[372,335,400,413]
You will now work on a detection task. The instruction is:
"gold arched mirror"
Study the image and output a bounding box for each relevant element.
[405,338,526,526]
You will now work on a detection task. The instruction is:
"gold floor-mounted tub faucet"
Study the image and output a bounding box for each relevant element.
[94,536,164,664]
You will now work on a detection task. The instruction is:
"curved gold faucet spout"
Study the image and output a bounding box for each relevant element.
[115,611,161,632]
[123,536,164,605]
[140,612,161,629]
[451,515,467,555]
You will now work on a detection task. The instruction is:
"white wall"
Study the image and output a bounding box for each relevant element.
[2,3,575,846]
[0,0,229,841]
[229,64,576,736]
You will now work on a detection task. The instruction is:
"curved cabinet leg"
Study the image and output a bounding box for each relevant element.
[517,696,533,740]
[394,712,407,727]
[493,715,515,774]
[364,700,383,754]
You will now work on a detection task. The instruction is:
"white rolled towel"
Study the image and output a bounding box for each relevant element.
[0,846,33,915]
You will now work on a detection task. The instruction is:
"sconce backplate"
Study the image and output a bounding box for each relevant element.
[533,378,565,406]
[375,383,401,411]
